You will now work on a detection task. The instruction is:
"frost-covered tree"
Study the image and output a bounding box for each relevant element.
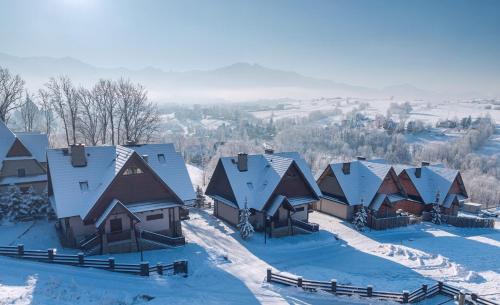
[353,204,368,231]
[237,199,254,240]
[431,191,442,225]
[195,185,206,208]
[7,186,25,220]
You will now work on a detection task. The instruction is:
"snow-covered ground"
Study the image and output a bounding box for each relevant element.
[0,210,498,305]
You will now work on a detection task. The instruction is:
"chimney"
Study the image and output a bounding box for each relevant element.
[237,153,248,172]
[421,161,430,167]
[264,148,274,155]
[342,162,351,175]
[142,154,149,163]
[415,167,422,178]
[70,144,87,167]
[356,156,366,161]
[126,140,137,146]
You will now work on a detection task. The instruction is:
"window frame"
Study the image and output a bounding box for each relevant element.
[146,213,164,221]
[79,181,89,191]
[109,218,123,233]
[157,154,166,163]
[17,168,26,177]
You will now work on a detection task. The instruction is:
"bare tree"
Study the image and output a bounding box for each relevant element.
[37,89,54,139]
[77,87,101,146]
[45,76,79,145]
[19,90,39,132]
[116,79,160,144]
[0,67,25,122]
[94,79,117,144]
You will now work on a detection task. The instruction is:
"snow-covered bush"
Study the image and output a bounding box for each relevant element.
[0,186,52,221]
[237,200,254,240]
[353,205,368,231]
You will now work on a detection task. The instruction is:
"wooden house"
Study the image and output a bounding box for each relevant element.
[47,143,196,254]
[205,151,322,237]
[316,158,415,221]
[397,162,468,216]
[0,120,48,194]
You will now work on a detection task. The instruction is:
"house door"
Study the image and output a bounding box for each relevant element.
[276,206,289,227]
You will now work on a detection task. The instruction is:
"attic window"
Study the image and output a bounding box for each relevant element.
[157,154,166,163]
[79,181,89,191]
[246,182,254,190]
[17,168,26,177]
[123,167,144,175]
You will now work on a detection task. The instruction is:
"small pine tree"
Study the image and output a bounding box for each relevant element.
[195,185,206,208]
[353,205,368,231]
[0,189,9,220]
[8,186,24,221]
[431,191,442,225]
[237,199,254,240]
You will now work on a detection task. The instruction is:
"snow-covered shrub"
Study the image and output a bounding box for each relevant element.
[353,205,368,231]
[0,186,52,221]
[237,200,254,240]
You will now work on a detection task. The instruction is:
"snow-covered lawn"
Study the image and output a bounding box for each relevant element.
[0,210,498,304]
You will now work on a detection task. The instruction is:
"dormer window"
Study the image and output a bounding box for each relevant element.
[123,167,144,175]
[157,154,166,163]
[79,181,89,191]
[17,168,26,177]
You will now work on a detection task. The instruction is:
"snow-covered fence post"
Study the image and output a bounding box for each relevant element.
[108,257,115,270]
[297,276,303,288]
[266,268,272,282]
[367,285,373,297]
[331,279,337,294]
[438,281,443,292]
[17,244,24,256]
[140,262,149,276]
[173,260,188,275]
[78,252,84,265]
[156,263,163,275]
[366,285,373,298]
[402,290,409,303]
[458,290,465,305]
[47,248,54,261]
[422,284,428,296]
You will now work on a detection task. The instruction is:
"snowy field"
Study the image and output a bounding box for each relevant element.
[0,210,498,305]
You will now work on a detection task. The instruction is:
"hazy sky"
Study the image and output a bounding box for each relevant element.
[1,0,499,94]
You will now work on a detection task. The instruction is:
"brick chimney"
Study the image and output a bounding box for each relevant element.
[237,153,248,172]
[70,144,87,167]
[342,162,351,175]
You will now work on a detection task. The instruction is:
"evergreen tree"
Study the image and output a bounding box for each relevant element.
[353,204,368,231]
[195,185,206,208]
[237,199,254,240]
[431,191,442,225]
[8,186,24,220]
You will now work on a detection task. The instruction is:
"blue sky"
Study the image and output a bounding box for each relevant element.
[0,0,499,94]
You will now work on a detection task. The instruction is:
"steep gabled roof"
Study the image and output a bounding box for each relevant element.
[404,165,463,205]
[0,120,48,164]
[329,160,394,207]
[47,143,195,219]
[207,152,321,211]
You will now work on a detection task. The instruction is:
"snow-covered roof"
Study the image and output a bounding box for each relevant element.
[95,199,140,228]
[329,160,393,207]
[47,144,195,219]
[0,120,48,164]
[0,174,47,186]
[403,165,461,205]
[127,200,180,213]
[210,152,321,212]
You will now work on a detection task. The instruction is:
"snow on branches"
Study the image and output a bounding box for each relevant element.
[0,186,52,221]
[353,205,368,231]
[237,199,254,240]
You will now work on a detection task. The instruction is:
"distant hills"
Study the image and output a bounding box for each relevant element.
[0,52,469,103]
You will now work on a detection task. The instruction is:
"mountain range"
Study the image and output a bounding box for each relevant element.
[0,52,473,103]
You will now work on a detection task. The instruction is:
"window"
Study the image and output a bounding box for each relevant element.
[20,186,30,193]
[17,168,26,177]
[123,167,144,175]
[295,207,305,212]
[109,218,122,233]
[79,181,89,191]
[157,154,166,163]
[146,213,164,221]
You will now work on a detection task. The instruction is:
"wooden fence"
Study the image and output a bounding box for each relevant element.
[367,214,410,230]
[422,212,495,228]
[266,269,498,305]
[0,244,188,277]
